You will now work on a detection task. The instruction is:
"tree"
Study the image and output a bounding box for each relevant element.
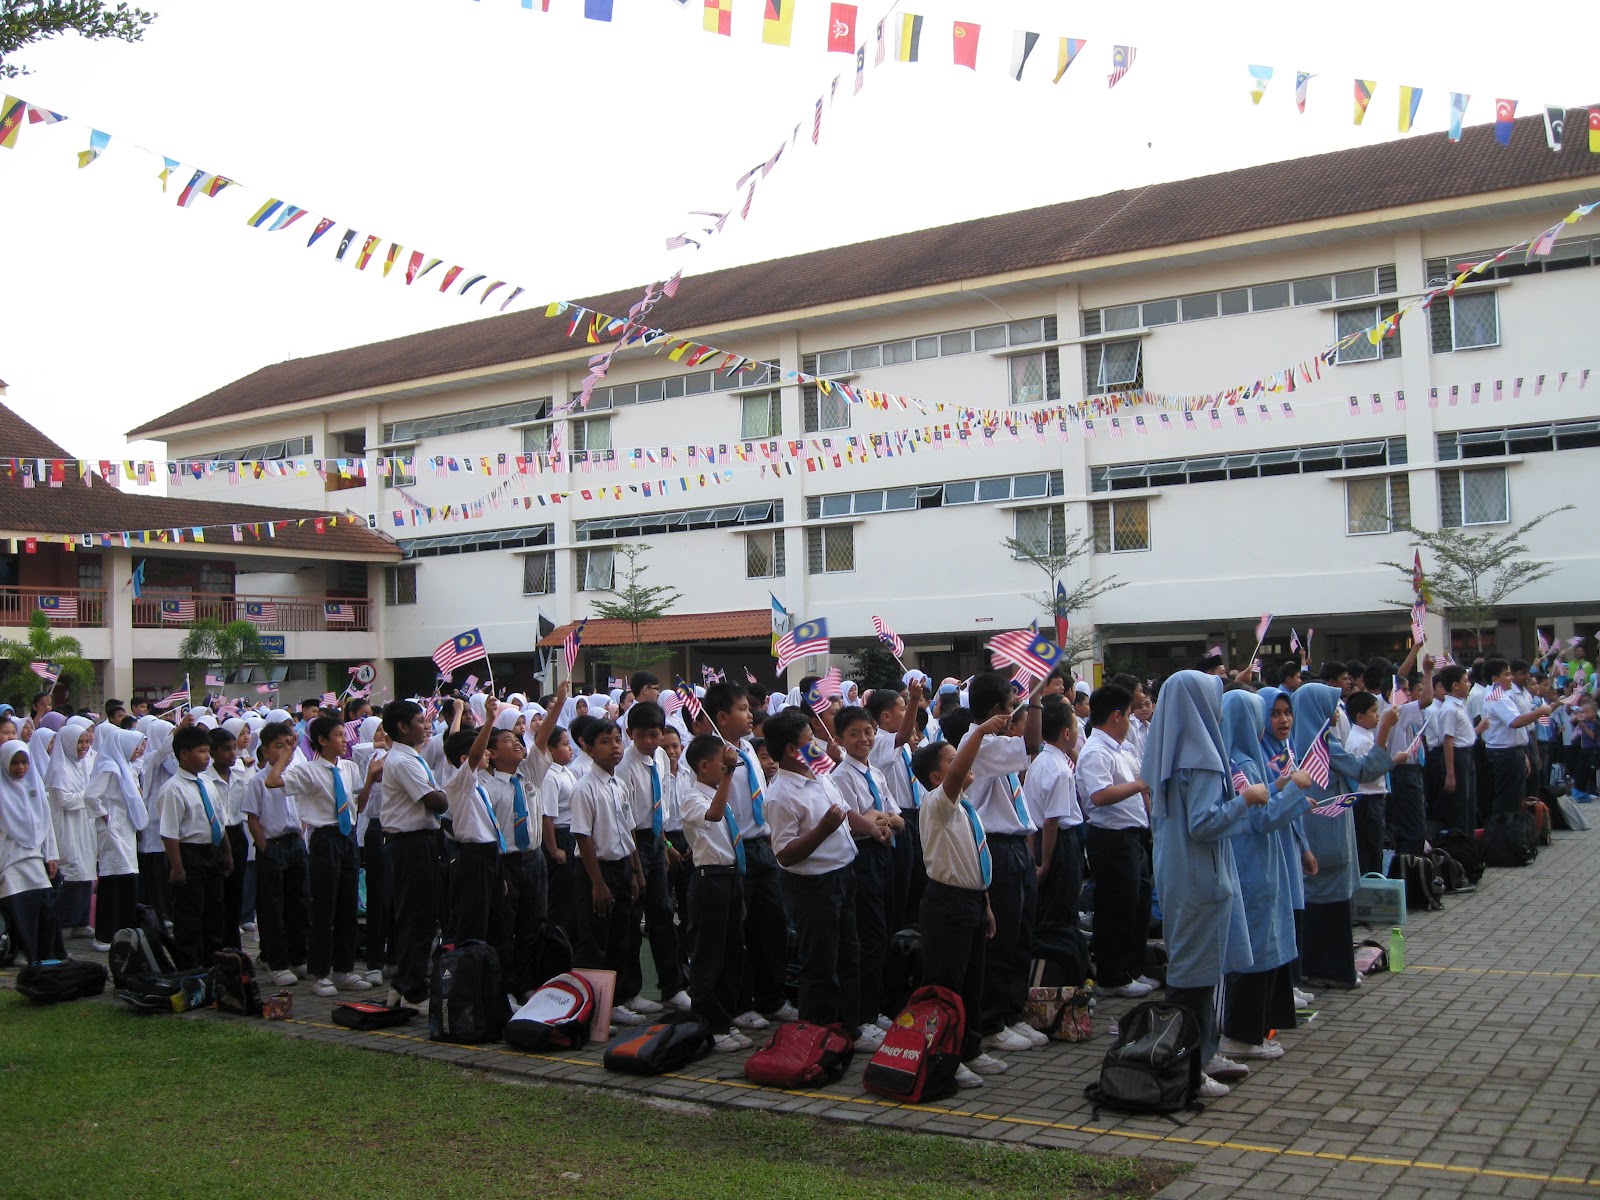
[592,543,682,676]
[1001,526,1127,665]
[0,609,96,707]
[178,617,278,690]
[1383,507,1574,654]
[1,1,156,78]
[846,644,902,692]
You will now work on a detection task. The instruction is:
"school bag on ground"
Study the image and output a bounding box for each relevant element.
[137,903,179,970]
[1024,966,1095,1042]
[1386,853,1443,912]
[429,940,511,1043]
[211,947,264,1016]
[1432,830,1485,885]
[332,1001,420,1030]
[1424,848,1470,895]
[1083,1000,1202,1117]
[16,959,109,1003]
[503,972,595,1051]
[108,926,165,987]
[862,985,965,1103]
[1482,812,1538,868]
[115,967,213,1014]
[743,1022,854,1089]
[1522,799,1552,846]
[1554,793,1591,832]
[603,1012,713,1075]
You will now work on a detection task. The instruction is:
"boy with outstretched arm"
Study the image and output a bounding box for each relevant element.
[680,735,750,1052]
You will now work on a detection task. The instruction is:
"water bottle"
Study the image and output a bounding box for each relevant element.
[1389,926,1405,972]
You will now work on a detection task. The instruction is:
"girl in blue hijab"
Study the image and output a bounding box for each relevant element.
[1142,671,1263,1097]
[1258,687,1316,1007]
[1291,683,1397,989]
[1218,690,1314,1063]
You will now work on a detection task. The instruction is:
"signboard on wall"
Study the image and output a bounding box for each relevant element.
[258,635,286,656]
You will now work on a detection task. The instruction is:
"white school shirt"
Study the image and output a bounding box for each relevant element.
[680,779,739,869]
[480,768,535,852]
[1022,743,1082,831]
[278,757,365,830]
[832,755,892,831]
[1482,689,1529,750]
[380,742,442,833]
[1385,699,1427,758]
[1466,683,1487,723]
[869,727,919,812]
[204,763,248,827]
[961,729,1035,836]
[664,766,688,833]
[1437,695,1477,750]
[85,771,138,877]
[618,744,671,834]
[568,769,635,862]
[537,760,577,827]
[919,781,988,892]
[1422,697,1445,750]
[156,770,222,844]
[1124,715,1149,769]
[1076,728,1147,831]
[766,767,858,876]
[446,763,503,847]
[724,735,772,842]
[1345,725,1388,795]
[239,770,301,841]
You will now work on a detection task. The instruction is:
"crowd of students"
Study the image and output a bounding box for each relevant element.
[0,635,1586,1097]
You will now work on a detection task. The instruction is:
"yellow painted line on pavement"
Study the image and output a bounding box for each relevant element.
[1408,965,1600,980]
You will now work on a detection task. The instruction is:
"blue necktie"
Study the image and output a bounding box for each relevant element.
[900,745,922,808]
[648,760,663,836]
[511,774,532,851]
[861,766,885,813]
[330,764,352,835]
[478,785,507,853]
[740,749,765,826]
[724,808,746,874]
[418,753,437,788]
[1006,772,1027,826]
[195,776,222,846]
[960,797,992,887]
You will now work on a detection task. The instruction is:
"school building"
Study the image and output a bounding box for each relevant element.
[119,109,1600,688]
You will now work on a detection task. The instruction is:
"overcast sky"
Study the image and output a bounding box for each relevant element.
[1,0,1593,467]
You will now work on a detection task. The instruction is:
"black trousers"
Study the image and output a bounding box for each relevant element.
[1166,982,1220,1074]
[889,807,926,933]
[688,866,745,1033]
[1353,793,1387,878]
[980,833,1035,1036]
[501,848,547,997]
[4,886,64,963]
[93,873,139,944]
[573,857,642,1002]
[630,830,685,999]
[1223,964,1297,1045]
[54,879,92,929]
[1085,824,1150,987]
[1037,823,1084,932]
[256,834,309,970]
[1389,765,1427,857]
[307,826,360,977]
[851,838,893,1022]
[137,851,172,922]
[544,828,577,939]
[171,843,228,970]
[780,864,860,1029]
[919,880,987,1062]
[666,829,692,975]
[387,829,444,1004]
[1487,747,1528,818]
[1435,746,1477,834]
[363,822,390,969]
[448,841,506,949]
[1301,898,1357,989]
[221,824,248,949]
[739,837,790,1015]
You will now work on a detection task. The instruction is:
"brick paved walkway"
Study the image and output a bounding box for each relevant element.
[9,822,1599,1197]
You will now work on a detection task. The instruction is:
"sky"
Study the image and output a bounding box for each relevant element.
[0,0,1595,470]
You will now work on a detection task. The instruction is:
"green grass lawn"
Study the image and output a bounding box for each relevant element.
[0,993,1173,1200]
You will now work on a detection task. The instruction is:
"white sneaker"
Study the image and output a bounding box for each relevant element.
[1198,1073,1231,1099]
[980,1028,1032,1052]
[623,994,665,1014]
[73,926,96,937]
[241,921,258,933]
[292,964,311,980]
[270,969,298,987]
[732,1010,771,1030]
[1294,989,1315,1007]
[954,1063,985,1088]
[712,1032,746,1053]
[874,1013,894,1031]
[384,987,404,1007]
[853,1024,886,1052]
[728,1030,753,1049]
[1217,1035,1284,1060]
[611,1005,647,1026]
[1101,980,1155,998]
[1204,1054,1250,1082]
[763,1001,800,1023]
[1008,1021,1049,1048]
[334,972,372,991]
[1134,975,1163,990]
[965,1052,1008,1075]
[313,977,338,997]
[90,940,112,953]
[361,969,383,986]
[663,990,692,1012]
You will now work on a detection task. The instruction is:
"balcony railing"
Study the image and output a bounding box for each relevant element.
[0,585,107,628]
[131,593,372,633]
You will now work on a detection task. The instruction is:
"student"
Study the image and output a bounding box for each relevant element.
[831,704,902,1031]
[158,724,234,969]
[85,725,147,950]
[129,699,151,721]
[1343,693,1406,877]
[763,709,878,1051]
[1481,656,1556,819]
[379,700,449,1008]
[1257,688,1315,1007]
[1109,674,1150,765]
[680,735,751,1051]
[1383,670,1433,858]
[1023,699,1084,940]
[529,688,580,939]
[913,712,1011,1086]
[1076,683,1156,1000]
[1279,660,1304,692]
[137,717,178,921]
[478,700,547,999]
[866,679,924,933]
[440,714,507,950]
[1434,665,1480,833]
[660,724,693,965]
[350,715,391,978]
[44,715,96,936]
[205,726,251,951]
[0,739,65,963]
[616,699,690,1014]
[569,717,647,1025]
[242,722,310,987]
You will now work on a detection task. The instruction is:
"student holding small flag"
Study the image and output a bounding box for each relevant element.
[440,708,507,950]
[158,724,233,969]
[831,702,902,1032]
[680,736,750,1052]
[379,700,450,1007]
[867,677,923,931]
[478,700,545,999]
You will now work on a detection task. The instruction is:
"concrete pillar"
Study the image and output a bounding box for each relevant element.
[105,550,134,700]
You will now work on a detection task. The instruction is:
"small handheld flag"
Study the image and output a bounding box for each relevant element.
[674,679,703,722]
[1299,726,1332,789]
[433,628,488,674]
[806,668,843,714]
[797,740,836,777]
[987,629,1065,680]
[562,619,588,675]
[1310,793,1358,818]
[871,615,904,658]
[775,618,829,673]
[1054,580,1070,647]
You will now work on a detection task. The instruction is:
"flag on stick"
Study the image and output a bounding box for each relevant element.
[872,615,905,658]
[775,618,830,673]
[562,619,588,675]
[433,628,488,674]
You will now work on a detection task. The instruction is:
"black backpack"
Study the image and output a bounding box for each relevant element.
[16,959,109,1003]
[603,1012,714,1075]
[115,968,214,1015]
[136,903,178,971]
[332,1001,420,1030]
[211,948,264,1016]
[1426,848,1470,894]
[1031,923,1093,988]
[429,940,510,1043]
[1084,1000,1202,1116]
[1432,830,1485,885]
[1387,853,1443,911]
[1482,812,1538,867]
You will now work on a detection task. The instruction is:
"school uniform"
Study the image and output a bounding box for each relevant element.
[918,777,992,1063]
[963,726,1038,1036]
[1434,696,1477,833]
[724,733,788,1017]
[445,760,510,949]
[870,727,925,933]
[44,719,97,929]
[1022,743,1084,936]
[526,748,579,938]
[1344,724,1387,877]
[0,741,65,964]
[1385,699,1429,856]
[663,765,693,967]
[569,767,641,1002]
[680,777,746,1033]
[277,756,365,979]
[834,754,895,1023]
[481,766,546,996]
[85,729,146,945]
[240,770,309,973]
[352,743,389,972]
[1482,689,1531,818]
[157,767,232,969]
[381,742,446,1004]
[1076,728,1150,990]
[767,766,861,1029]
[206,762,250,951]
[618,743,685,1001]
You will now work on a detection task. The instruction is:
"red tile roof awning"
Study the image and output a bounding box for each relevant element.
[539,609,771,648]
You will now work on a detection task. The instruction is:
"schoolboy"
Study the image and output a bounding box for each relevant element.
[680,735,750,1051]
[158,724,234,968]
[477,700,545,999]
[205,726,250,951]
[1344,692,1406,877]
[867,679,925,933]
[1481,656,1557,818]
[1434,665,1481,834]
[242,721,309,988]
[263,715,380,996]
[831,704,903,1030]
[530,689,580,938]
[441,714,505,947]
[1384,671,1433,857]
[660,724,693,973]
[569,717,647,1024]
[616,699,690,1013]
[380,700,449,1007]
[1023,699,1084,935]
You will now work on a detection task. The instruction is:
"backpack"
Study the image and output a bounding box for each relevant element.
[429,940,510,1043]
[1432,830,1485,885]
[603,1012,713,1075]
[503,972,597,1051]
[1522,799,1552,846]
[1555,793,1591,832]
[743,1022,854,1089]
[115,967,213,1014]
[1424,849,1469,895]
[1482,812,1538,867]
[108,927,166,987]
[211,948,264,1016]
[1386,852,1443,912]
[136,903,178,971]
[1030,924,1092,989]
[1354,938,1390,975]
[332,1001,420,1030]
[1083,1000,1202,1116]
[15,959,110,1003]
[862,985,965,1103]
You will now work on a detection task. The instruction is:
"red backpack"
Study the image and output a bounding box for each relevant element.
[743,1022,854,1089]
[862,985,965,1103]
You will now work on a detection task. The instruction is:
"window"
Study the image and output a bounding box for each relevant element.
[578,547,615,591]
[77,557,103,590]
[806,526,854,574]
[1345,475,1411,535]
[177,435,312,466]
[1086,339,1142,395]
[1090,438,1405,492]
[745,530,785,579]
[1429,291,1499,352]
[1091,499,1149,553]
[1008,350,1061,406]
[1437,418,1600,460]
[1439,467,1509,527]
[399,526,553,558]
[1013,506,1066,556]
[1334,302,1403,364]
[384,565,417,606]
[803,318,1053,381]
[583,364,774,411]
[570,417,612,452]
[521,424,553,455]
[382,457,417,488]
[382,398,548,444]
[802,384,850,433]
[1427,242,1599,286]
[809,471,1063,517]
[522,552,555,595]
[741,391,782,439]
[1081,266,1396,335]
[575,502,778,542]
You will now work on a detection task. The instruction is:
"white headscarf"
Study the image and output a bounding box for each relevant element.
[222,717,249,742]
[88,726,149,829]
[841,680,860,706]
[357,716,383,744]
[468,693,489,725]
[588,693,612,720]
[26,728,56,797]
[767,692,787,716]
[558,695,582,726]
[141,718,177,796]
[506,693,528,710]
[493,707,524,732]
[0,739,50,851]
[45,715,94,794]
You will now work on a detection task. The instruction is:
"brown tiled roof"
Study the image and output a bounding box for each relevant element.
[131,110,1600,439]
[539,610,772,648]
[0,404,400,557]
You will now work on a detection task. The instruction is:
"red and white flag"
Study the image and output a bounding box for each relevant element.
[1299,728,1331,789]
[871,615,904,658]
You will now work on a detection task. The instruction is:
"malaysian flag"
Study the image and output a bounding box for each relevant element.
[1310,793,1358,818]
[673,679,702,721]
[797,740,836,777]
[744,667,759,685]
[1289,628,1301,653]
[1107,44,1136,87]
[563,619,587,674]
[1486,685,1505,703]
[607,676,625,689]
[36,595,77,620]
[324,601,356,624]
[872,615,905,658]
[807,668,843,714]
[155,677,191,711]
[1299,728,1331,789]
[1231,768,1251,796]
[1255,613,1273,643]
[29,662,59,683]
[160,598,196,623]
[987,629,1065,680]
[774,618,829,673]
[660,691,684,717]
[241,600,277,626]
[204,673,224,687]
[320,691,338,706]
[256,683,277,695]
[1410,601,1426,645]
[433,628,488,675]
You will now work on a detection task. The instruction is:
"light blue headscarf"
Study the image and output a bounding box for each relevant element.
[1290,682,1340,763]
[1221,690,1268,779]
[1142,671,1227,814]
